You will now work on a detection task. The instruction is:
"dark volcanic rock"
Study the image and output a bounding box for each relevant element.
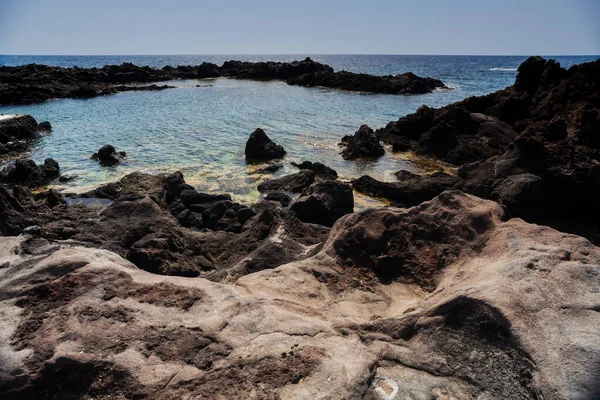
[353,171,460,207]
[91,145,127,166]
[245,128,286,161]
[37,121,52,131]
[257,170,316,193]
[286,70,447,95]
[0,186,27,235]
[0,114,41,157]
[291,161,338,179]
[340,125,385,160]
[0,59,446,105]
[46,189,66,208]
[362,56,600,243]
[291,180,354,227]
[264,191,292,207]
[0,158,60,188]
[3,171,329,278]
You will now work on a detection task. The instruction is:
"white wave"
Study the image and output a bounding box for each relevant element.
[490,67,518,71]
[434,82,460,92]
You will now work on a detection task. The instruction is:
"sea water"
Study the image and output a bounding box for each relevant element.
[0,55,597,204]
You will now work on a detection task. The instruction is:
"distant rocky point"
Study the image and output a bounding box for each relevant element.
[0,58,447,105]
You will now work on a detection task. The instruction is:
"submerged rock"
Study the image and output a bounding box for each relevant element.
[340,125,385,160]
[91,144,127,166]
[245,128,286,161]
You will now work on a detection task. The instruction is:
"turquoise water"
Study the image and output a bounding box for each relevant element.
[1,55,598,203]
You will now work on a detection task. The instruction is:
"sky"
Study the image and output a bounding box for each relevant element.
[0,0,598,55]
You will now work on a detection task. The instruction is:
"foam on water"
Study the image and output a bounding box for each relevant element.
[490,67,518,71]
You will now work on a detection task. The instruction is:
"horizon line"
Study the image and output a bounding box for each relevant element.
[1,53,599,58]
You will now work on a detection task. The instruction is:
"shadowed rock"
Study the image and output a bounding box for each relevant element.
[340,125,385,160]
[370,57,600,243]
[291,180,354,226]
[0,158,60,188]
[0,114,48,157]
[257,170,315,193]
[91,144,127,166]
[291,161,338,179]
[245,128,286,161]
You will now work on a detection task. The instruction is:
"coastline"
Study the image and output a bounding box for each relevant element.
[1,55,600,398]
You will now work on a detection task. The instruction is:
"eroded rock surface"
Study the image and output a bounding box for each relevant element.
[0,172,329,280]
[0,191,598,399]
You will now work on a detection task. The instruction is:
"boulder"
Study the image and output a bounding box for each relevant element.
[0,114,40,156]
[38,121,52,131]
[340,125,385,160]
[245,128,286,161]
[291,180,353,226]
[46,189,66,208]
[91,144,127,166]
[0,158,60,188]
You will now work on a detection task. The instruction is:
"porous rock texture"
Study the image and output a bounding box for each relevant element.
[1,191,598,399]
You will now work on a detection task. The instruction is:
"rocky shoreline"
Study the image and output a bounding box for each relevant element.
[0,58,447,105]
[1,56,599,399]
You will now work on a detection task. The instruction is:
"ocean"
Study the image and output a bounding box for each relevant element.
[1,54,598,204]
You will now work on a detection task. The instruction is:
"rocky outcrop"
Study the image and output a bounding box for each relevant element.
[291,180,354,226]
[1,191,598,399]
[1,172,329,280]
[245,128,286,161]
[91,145,127,166]
[368,57,600,243]
[0,115,48,157]
[340,125,385,160]
[0,59,446,105]
[0,158,60,188]
[287,69,447,95]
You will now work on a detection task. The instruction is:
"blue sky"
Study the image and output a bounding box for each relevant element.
[0,0,598,55]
